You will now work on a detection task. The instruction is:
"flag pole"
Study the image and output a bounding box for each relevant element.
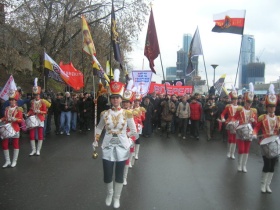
[202,54,209,92]
[234,10,246,88]
[159,54,168,96]
[234,35,244,88]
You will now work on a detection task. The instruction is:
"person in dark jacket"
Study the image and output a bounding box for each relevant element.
[142,97,154,137]
[79,92,92,131]
[52,92,63,135]
[204,95,218,141]
[149,92,161,131]
[59,92,73,135]
[189,96,202,140]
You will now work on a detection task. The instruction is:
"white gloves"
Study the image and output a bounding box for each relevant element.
[221,119,226,122]
[250,118,255,123]
[252,135,257,139]
[35,110,41,114]
[11,117,17,122]
[92,141,98,149]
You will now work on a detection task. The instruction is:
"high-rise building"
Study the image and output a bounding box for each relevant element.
[239,34,256,87]
[166,67,177,80]
[176,49,187,74]
[183,34,192,71]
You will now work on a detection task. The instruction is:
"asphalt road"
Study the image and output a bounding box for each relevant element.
[0,128,279,210]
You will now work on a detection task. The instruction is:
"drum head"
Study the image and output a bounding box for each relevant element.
[261,136,279,145]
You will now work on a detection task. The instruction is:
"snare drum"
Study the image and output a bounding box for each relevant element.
[236,123,253,141]
[25,116,39,129]
[0,123,16,139]
[260,136,280,159]
[225,121,239,134]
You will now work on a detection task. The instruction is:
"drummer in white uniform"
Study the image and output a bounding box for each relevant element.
[93,69,137,209]
[253,84,280,194]
[0,90,23,168]
[234,83,257,172]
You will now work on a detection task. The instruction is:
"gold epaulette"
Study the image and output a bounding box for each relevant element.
[17,107,23,112]
[125,110,133,118]
[100,110,107,116]
[258,114,265,122]
[140,107,146,112]
[225,104,231,108]
[132,110,139,117]
[251,108,258,114]
[237,106,243,112]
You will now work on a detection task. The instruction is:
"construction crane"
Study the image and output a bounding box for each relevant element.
[256,48,265,62]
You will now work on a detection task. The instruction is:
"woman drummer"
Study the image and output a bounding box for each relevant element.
[221,87,239,159]
[234,83,257,172]
[92,69,137,209]
[253,84,279,194]
[27,78,47,156]
[0,90,23,168]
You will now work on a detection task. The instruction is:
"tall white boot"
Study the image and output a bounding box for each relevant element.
[11,149,19,168]
[29,140,36,156]
[227,143,232,158]
[237,154,243,171]
[261,172,268,193]
[129,153,133,168]
[105,182,114,206]
[2,150,11,168]
[242,154,249,173]
[266,172,274,193]
[36,140,43,156]
[123,165,129,186]
[113,182,123,209]
[231,143,236,159]
[135,144,140,160]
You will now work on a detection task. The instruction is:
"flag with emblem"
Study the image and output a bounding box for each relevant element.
[144,8,160,74]
[214,74,226,95]
[44,52,69,83]
[81,15,110,82]
[212,10,246,35]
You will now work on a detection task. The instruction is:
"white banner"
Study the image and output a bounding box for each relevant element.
[132,70,153,96]
[0,75,17,101]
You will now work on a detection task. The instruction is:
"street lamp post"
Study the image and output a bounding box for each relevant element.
[211,64,218,85]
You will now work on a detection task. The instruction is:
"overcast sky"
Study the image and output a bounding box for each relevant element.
[127,0,280,88]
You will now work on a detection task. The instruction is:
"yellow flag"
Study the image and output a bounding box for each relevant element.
[81,15,96,56]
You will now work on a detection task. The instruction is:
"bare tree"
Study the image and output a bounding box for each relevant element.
[2,0,149,90]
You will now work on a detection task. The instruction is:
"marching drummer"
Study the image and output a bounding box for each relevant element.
[0,89,23,168]
[27,78,47,156]
[92,69,137,208]
[253,84,280,194]
[234,83,257,172]
[221,87,239,159]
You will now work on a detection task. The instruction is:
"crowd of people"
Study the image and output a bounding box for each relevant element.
[1,74,280,208]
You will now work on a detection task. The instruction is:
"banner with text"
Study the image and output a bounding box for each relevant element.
[0,75,17,100]
[132,70,153,96]
[149,83,193,96]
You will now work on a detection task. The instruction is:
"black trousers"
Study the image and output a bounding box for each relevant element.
[103,159,126,183]
[262,156,277,172]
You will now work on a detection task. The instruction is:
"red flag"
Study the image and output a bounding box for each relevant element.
[59,62,84,91]
[144,9,160,74]
[212,10,246,35]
